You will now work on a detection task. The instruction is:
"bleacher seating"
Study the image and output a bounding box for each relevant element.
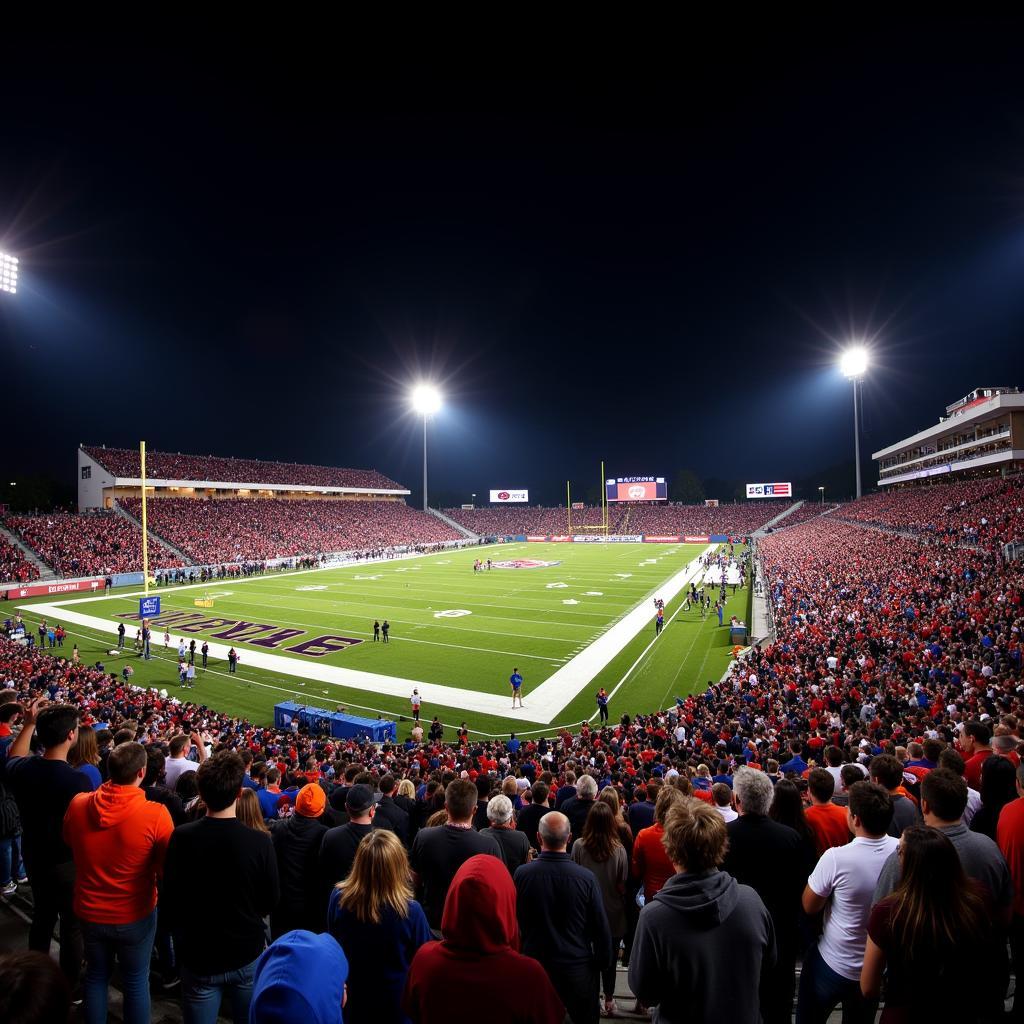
[83,445,403,491]
[0,532,39,583]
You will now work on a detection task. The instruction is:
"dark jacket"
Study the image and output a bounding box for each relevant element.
[559,796,595,847]
[723,813,808,953]
[516,802,553,852]
[628,869,775,1024]
[374,796,410,846]
[270,813,328,937]
[513,851,613,969]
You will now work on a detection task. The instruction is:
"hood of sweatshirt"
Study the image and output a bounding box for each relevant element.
[650,869,739,927]
[250,929,347,1024]
[87,782,147,829]
[441,853,519,954]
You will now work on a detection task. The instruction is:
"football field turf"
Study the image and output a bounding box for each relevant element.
[13,542,750,739]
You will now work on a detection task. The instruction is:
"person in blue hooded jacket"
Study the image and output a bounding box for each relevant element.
[249,929,347,1024]
[628,798,775,1024]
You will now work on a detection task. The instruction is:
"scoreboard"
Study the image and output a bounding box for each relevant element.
[605,476,667,502]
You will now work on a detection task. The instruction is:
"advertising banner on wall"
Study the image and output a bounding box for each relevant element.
[745,482,792,498]
[2,577,105,600]
[490,489,529,503]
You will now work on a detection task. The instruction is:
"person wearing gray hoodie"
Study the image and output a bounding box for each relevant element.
[628,798,775,1023]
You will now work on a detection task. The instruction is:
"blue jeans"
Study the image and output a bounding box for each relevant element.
[81,908,158,1024]
[181,957,259,1024]
[796,944,874,1024]
[0,834,24,884]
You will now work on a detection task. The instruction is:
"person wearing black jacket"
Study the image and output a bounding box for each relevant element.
[513,812,613,1024]
[516,781,554,852]
[373,775,410,845]
[269,783,328,938]
[559,774,598,847]
[723,767,808,1024]
[163,750,279,1023]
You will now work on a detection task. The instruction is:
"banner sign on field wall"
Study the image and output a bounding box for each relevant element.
[1,577,105,599]
[746,482,792,498]
[523,534,728,545]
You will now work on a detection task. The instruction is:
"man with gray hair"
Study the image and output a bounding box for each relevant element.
[560,773,598,848]
[722,766,809,1024]
[514,811,612,1024]
[482,794,532,874]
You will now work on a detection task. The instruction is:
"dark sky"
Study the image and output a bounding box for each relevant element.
[2,19,1023,505]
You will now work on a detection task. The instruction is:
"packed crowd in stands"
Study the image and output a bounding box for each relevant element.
[2,479,1024,1022]
[837,475,1024,547]
[0,535,38,584]
[765,501,839,531]
[5,512,184,577]
[444,501,792,538]
[120,498,462,564]
[84,446,403,491]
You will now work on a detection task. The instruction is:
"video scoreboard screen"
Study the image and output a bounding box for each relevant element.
[605,476,667,502]
[746,482,792,498]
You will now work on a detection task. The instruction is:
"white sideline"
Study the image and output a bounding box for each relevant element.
[20,545,714,725]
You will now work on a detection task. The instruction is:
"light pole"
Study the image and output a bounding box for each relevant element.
[411,384,442,512]
[818,486,825,506]
[840,347,869,500]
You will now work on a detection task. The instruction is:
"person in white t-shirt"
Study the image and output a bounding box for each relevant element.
[162,731,207,791]
[796,781,897,1024]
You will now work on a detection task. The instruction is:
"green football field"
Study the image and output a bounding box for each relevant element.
[11,542,751,739]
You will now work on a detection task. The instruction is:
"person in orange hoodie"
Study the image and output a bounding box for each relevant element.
[63,741,174,1024]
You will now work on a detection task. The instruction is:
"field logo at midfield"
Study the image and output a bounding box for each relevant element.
[434,609,472,618]
[492,559,561,569]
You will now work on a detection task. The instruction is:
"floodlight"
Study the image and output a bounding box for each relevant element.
[0,252,18,295]
[840,346,868,379]
[411,384,442,416]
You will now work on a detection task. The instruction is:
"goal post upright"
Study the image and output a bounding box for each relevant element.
[600,459,608,536]
[566,479,572,535]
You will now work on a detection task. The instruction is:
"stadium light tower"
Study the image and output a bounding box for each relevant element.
[840,346,869,500]
[0,252,19,294]
[411,384,442,511]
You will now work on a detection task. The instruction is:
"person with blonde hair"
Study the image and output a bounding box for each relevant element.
[328,829,430,1024]
[629,799,775,1023]
[237,789,269,833]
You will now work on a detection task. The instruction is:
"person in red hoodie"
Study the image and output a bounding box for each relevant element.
[402,853,563,1024]
[632,786,686,901]
[63,741,174,1024]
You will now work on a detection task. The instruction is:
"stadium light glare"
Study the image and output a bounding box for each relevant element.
[840,345,870,499]
[411,383,442,511]
[840,346,868,379]
[411,384,442,416]
[0,251,19,295]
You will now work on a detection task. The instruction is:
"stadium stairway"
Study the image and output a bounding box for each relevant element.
[427,507,479,539]
[112,500,195,565]
[753,500,804,534]
[0,523,55,580]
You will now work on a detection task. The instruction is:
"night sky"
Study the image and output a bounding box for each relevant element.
[2,20,1023,506]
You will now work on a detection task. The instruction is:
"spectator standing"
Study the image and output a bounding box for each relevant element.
[163,750,279,1024]
[249,929,348,1024]
[804,768,851,855]
[402,854,564,1024]
[724,766,809,1024]
[632,786,685,901]
[482,794,532,874]
[570,800,629,1017]
[962,720,995,791]
[627,780,659,835]
[3,700,91,988]
[869,754,920,838]
[971,754,1018,841]
[326,829,430,1024]
[513,812,613,1024]
[769,779,819,866]
[164,731,206,791]
[374,775,410,845]
[629,799,775,1024]
[560,773,598,846]
[796,781,897,1024]
[516,780,553,852]
[270,783,329,938]
[860,826,995,1021]
[408,779,501,932]
[318,784,377,900]
[63,741,174,1024]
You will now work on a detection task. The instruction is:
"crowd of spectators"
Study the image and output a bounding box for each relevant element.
[766,502,839,530]
[838,476,1024,547]
[0,535,38,584]
[444,501,792,537]
[120,498,462,564]
[84,446,404,491]
[3,479,1024,1021]
[5,513,184,577]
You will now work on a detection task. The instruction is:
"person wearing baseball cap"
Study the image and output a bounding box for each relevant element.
[318,785,378,902]
[270,784,329,939]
